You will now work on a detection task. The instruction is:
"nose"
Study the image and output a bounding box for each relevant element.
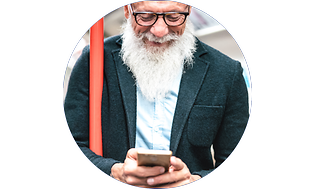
[150,16,169,38]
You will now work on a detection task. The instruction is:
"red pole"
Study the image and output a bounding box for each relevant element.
[89,18,104,156]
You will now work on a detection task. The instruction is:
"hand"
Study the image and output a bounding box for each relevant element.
[145,156,201,188]
[110,148,166,187]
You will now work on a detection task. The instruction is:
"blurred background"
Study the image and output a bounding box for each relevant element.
[64,6,251,106]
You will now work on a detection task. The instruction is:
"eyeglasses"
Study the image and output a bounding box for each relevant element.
[128,4,190,27]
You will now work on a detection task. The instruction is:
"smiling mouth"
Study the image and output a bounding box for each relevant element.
[145,39,172,47]
[151,41,163,45]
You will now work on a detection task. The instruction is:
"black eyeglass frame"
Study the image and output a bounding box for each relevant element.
[129,4,190,27]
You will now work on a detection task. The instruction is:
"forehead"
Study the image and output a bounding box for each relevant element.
[132,1,188,12]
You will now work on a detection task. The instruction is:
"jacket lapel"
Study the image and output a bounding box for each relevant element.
[113,39,137,148]
[170,40,210,155]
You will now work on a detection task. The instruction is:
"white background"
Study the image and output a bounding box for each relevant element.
[1,0,314,188]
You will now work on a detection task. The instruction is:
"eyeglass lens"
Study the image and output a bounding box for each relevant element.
[136,13,186,26]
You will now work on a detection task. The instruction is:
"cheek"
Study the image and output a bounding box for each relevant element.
[178,25,186,35]
[131,22,150,35]
[171,25,186,35]
[132,24,140,35]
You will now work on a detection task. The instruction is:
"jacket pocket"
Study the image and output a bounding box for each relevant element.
[187,105,224,147]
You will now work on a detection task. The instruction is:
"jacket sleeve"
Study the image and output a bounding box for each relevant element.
[193,62,249,177]
[64,46,120,175]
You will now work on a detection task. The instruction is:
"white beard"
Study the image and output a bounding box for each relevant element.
[120,18,196,101]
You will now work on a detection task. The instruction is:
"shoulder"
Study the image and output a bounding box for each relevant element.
[195,38,239,65]
[194,38,243,75]
[104,35,122,51]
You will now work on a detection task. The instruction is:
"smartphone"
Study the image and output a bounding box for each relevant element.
[137,149,172,172]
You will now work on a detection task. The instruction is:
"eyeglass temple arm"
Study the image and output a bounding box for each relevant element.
[128,4,133,15]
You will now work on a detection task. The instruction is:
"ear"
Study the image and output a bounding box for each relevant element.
[124,5,130,19]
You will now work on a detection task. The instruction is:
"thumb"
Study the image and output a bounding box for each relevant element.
[126,148,138,160]
[170,156,185,171]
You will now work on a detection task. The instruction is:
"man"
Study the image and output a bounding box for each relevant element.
[64,1,249,188]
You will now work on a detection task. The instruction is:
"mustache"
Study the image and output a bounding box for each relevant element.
[138,32,179,44]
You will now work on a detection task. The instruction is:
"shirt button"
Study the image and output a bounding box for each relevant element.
[154,127,159,132]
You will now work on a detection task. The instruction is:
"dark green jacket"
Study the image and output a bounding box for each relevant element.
[64,35,249,178]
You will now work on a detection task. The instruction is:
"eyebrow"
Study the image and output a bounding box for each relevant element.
[133,5,189,13]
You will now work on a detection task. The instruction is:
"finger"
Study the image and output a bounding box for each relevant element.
[120,161,151,186]
[125,164,165,178]
[124,158,165,178]
[147,158,191,186]
[152,179,191,188]
[123,166,165,186]
[147,168,191,186]
[126,148,138,160]
[136,166,165,177]
[124,175,148,186]
[170,156,185,171]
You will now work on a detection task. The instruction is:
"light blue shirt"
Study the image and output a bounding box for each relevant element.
[135,71,182,150]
